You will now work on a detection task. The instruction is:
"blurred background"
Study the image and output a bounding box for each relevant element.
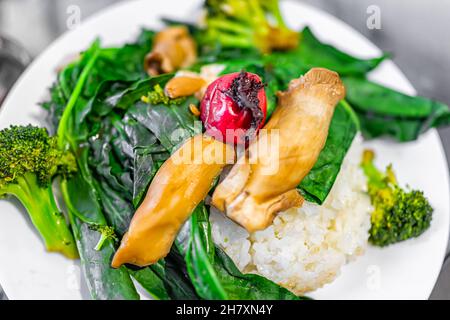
[0,0,449,299]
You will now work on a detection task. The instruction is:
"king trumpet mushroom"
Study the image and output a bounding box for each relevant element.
[212,68,346,232]
[112,134,235,267]
[144,26,197,76]
[201,71,267,145]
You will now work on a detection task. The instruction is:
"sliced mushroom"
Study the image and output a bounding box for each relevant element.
[164,76,206,99]
[112,134,235,268]
[144,26,197,76]
[212,68,346,232]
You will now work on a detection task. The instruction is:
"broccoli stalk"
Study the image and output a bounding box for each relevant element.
[0,125,78,258]
[361,149,433,247]
[88,224,118,251]
[202,0,299,53]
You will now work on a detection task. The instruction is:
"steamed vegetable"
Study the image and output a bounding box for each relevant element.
[48,40,141,300]
[201,0,299,53]
[344,77,450,141]
[201,71,267,144]
[0,125,78,259]
[266,27,386,77]
[298,100,359,204]
[361,150,433,246]
[178,203,306,300]
[131,252,200,300]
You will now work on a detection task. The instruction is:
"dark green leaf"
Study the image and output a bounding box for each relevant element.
[131,253,200,300]
[298,27,386,76]
[129,268,170,300]
[184,205,228,299]
[181,203,307,300]
[69,216,139,299]
[45,39,152,300]
[344,77,450,141]
[128,97,201,152]
[299,101,359,204]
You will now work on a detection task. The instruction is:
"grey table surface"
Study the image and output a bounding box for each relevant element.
[0,0,449,300]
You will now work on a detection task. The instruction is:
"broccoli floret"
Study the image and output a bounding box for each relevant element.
[141,84,185,105]
[0,125,78,258]
[201,0,299,53]
[88,224,118,251]
[361,149,433,247]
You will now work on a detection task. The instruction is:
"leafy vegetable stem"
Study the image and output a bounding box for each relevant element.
[207,18,253,36]
[187,206,228,299]
[57,40,101,150]
[59,179,93,224]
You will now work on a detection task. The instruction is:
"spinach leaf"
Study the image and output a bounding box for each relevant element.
[180,203,307,300]
[262,27,386,91]
[183,205,228,299]
[297,27,386,76]
[129,268,170,300]
[48,41,140,300]
[298,101,359,204]
[130,248,200,300]
[43,29,154,130]
[344,77,450,141]
[128,97,201,153]
[130,258,200,300]
[68,212,139,300]
[88,88,200,210]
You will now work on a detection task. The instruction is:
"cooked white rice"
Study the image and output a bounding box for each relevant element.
[210,135,372,294]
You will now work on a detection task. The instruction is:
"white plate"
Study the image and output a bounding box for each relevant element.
[0,0,448,300]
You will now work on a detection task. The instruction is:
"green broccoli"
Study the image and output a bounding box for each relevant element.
[361,149,433,247]
[88,224,118,251]
[202,0,299,53]
[141,84,185,105]
[0,125,78,258]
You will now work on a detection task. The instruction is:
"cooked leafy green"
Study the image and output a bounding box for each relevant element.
[51,40,140,300]
[43,29,154,129]
[344,77,450,141]
[131,250,200,300]
[263,27,386,83]
[298,27,386,75]
[299,100,359,204]
[128,97,201,153]
[179,204,306,300]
